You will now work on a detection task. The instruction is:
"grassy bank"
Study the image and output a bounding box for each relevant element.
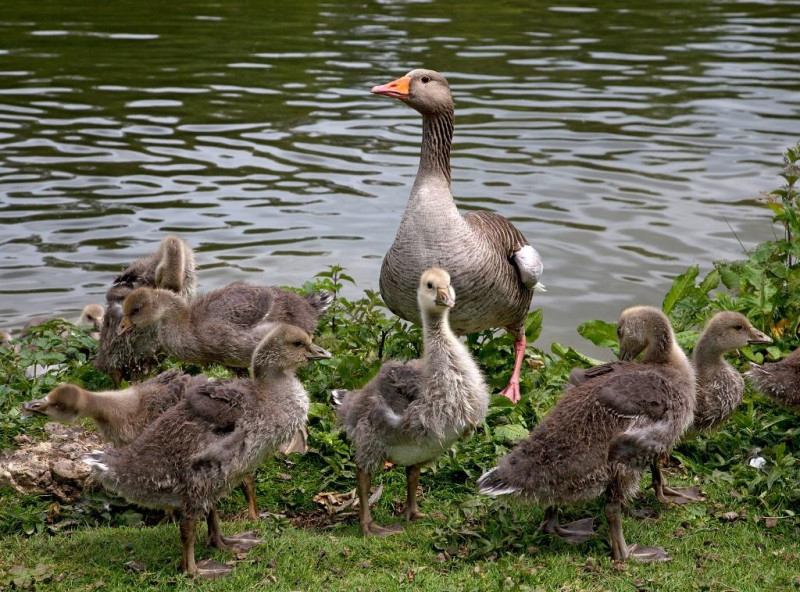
[1,143,798,590]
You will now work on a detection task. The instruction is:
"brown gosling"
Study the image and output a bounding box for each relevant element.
[478,306,695,563]
[746,347,800,413]
[118,282,333,374]
[84,324,331,578]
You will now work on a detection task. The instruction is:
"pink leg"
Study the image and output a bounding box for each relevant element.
[499,334,526,404]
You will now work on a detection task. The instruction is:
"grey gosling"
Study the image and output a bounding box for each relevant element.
[84,324,331,578]
[23,303,105,334]
[118,282,333,374]
[334,268,489,536]
[95,235,196,387]
[651,311,771,503]
[478,306,695,562]
[570,311,772,504]
[747,347,800,413]
[372,69,543,404]
[21,371,263,519]
[22,370,203,446]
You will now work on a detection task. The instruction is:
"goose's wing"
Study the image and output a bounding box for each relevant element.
[185,381,248,433]
[464,210,543,289]
[364,361,423,431]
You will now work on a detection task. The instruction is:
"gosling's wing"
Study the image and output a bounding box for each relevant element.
[568,361,632,389]
[185,381,248,432]
[594,370,671,422]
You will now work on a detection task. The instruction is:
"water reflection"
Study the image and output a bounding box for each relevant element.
[0,0,798,352]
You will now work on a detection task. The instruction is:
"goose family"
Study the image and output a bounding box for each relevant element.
[84,324,331,577]
[372,69,543,403]
[478,306,695,561]
[334,267,488,536]
[9,66,791,578]
[95,235,197,387]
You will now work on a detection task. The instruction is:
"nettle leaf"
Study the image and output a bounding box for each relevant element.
[577,319,617,349]
[492,424,529,444]
[663,265,699,314]
[524,309,543,342]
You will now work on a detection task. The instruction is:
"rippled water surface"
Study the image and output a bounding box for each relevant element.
[1,0,799,349]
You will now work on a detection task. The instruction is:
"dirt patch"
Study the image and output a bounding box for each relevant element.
[0,423,101,502]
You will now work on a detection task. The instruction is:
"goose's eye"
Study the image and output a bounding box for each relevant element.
[294,341,303,347]
[421,75,431,84]
[735,324,744,331]
[132,307,141,315]
[426,282,433,289]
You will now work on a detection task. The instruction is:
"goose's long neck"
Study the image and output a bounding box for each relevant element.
[417,109,454,186]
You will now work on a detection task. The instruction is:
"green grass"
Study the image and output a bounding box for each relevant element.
[1,456,799,591]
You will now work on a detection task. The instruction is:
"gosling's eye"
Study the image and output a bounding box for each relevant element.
[421,75,431,84]
[735,324,744,331]
[427,282,433,289]
[132,307,141,315]
[294,341,303,347]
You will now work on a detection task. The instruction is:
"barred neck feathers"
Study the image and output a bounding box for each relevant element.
[418,108,454,185]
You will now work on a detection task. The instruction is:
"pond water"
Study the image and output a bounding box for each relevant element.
[1,0,798,353]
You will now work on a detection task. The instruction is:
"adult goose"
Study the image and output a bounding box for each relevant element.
[371,69,543,403]
[94,235,196,387]
[84,324,331,578]
[746,347,800,413]
[478,306,695,562]
[334,268,489,536]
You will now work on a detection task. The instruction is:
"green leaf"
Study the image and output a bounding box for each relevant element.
[492,424,529,444]
[663,265,699,314]
[576,319,617,349]
[524,309,543,342]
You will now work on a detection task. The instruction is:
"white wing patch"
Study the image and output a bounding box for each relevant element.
[513,245,544,290]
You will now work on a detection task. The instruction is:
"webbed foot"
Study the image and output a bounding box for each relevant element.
[362,520,404,537]
[543,517,596,544]
[658,485,704,505]
[195,558,233,579]
[628,544,671,563]
[404,508,426,522]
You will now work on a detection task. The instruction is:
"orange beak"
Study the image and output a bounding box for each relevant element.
[371,76,410,100]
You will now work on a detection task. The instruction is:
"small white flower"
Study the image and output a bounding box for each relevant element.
[748,456,767,469]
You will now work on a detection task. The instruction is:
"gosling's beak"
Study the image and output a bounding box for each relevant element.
[618,346,636,362]
[95,315,104,330]
[435,287,455,309]
[307,343,333,361]
[371,76,411,100]
[117,317,133,336]
[748,327,772,345]
[21,398,48,416]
